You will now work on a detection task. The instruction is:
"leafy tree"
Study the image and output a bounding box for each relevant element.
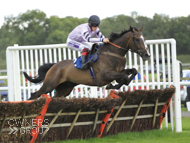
[0,9,190,69]
[0,15,18,60]
[0,9,48,68]
[100,15,136,37]
[147,14,171,39]
[45,16,87,44]
[16,9,48,45]
[135,16,152,38]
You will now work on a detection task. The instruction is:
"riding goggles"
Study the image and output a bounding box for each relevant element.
[91,23,99,27]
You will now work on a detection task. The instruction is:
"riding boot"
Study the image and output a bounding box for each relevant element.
[81,48,89,70]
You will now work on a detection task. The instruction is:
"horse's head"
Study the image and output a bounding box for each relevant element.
[128,26,150,61]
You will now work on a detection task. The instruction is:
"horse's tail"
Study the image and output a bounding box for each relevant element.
[23,63,55,84]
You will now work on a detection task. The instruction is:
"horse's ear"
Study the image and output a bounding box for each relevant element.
[130,26,134,32]
[139,27,143,32]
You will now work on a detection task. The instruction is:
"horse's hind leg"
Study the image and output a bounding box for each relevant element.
[29,71,62,100]
[29,81,57,100]
[54,82,77,98]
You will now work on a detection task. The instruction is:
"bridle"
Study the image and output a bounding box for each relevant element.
[129,32,148,56]
[108,31,146,55]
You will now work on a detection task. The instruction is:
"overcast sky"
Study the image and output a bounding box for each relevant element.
[0,0,189,26]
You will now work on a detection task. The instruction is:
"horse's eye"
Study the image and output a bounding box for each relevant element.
[136,39,140,42]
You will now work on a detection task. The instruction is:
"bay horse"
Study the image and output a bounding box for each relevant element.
[24,26,150,100]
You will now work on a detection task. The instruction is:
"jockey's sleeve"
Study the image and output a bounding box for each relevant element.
[96,30,105,39]
[82,30,105,43]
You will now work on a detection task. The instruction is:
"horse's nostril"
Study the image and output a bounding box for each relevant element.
[145,53,150,57]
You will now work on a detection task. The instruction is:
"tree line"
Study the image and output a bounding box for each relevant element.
[0,9,190,68]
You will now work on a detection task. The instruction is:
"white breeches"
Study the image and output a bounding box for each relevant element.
[66,37,93,52]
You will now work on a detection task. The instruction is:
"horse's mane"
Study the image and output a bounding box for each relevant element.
[109,27,139,42]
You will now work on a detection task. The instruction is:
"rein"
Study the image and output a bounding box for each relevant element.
[108,42,121,49]
[108,42,127,51]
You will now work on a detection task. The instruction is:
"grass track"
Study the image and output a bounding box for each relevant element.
[44,117,190,143]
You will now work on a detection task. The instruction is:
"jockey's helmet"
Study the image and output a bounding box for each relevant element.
[88,15,100,27]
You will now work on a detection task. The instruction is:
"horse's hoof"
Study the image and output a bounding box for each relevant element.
[28,92,37,100]
[28,97,34,100]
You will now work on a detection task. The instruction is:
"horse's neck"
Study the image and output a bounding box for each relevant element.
[101,33,129,57]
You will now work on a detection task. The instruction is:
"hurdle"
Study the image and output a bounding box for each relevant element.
[0,87,175,142]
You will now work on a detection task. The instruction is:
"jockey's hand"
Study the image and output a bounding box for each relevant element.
[103,38,109,43]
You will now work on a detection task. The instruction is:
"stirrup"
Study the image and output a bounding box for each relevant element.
[81,61,93,70]
[81,63,88,70]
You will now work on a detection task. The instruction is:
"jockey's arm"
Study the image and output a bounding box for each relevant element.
[96,30,109,43]
[82,30,109,43]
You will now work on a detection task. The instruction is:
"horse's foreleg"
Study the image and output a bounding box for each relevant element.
[123,68,138,85]
[101,71,128,90]
[106,79,126,89]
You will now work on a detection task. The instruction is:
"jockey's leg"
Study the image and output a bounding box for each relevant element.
[66,37,81,51]
[66,37,93,51]
[80,43,95,70]
[67,38,95,69]
[81,48,89,70]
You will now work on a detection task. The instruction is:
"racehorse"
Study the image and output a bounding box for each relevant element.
[24,26,150,100]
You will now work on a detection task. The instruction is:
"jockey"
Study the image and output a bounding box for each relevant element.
[67,15,109,70]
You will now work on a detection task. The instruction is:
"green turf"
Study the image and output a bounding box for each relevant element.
[44,117,190,143]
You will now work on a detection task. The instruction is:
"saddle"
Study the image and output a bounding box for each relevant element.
[73,43,102,69]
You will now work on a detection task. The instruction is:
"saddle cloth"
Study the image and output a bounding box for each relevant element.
[73,53,98,69]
